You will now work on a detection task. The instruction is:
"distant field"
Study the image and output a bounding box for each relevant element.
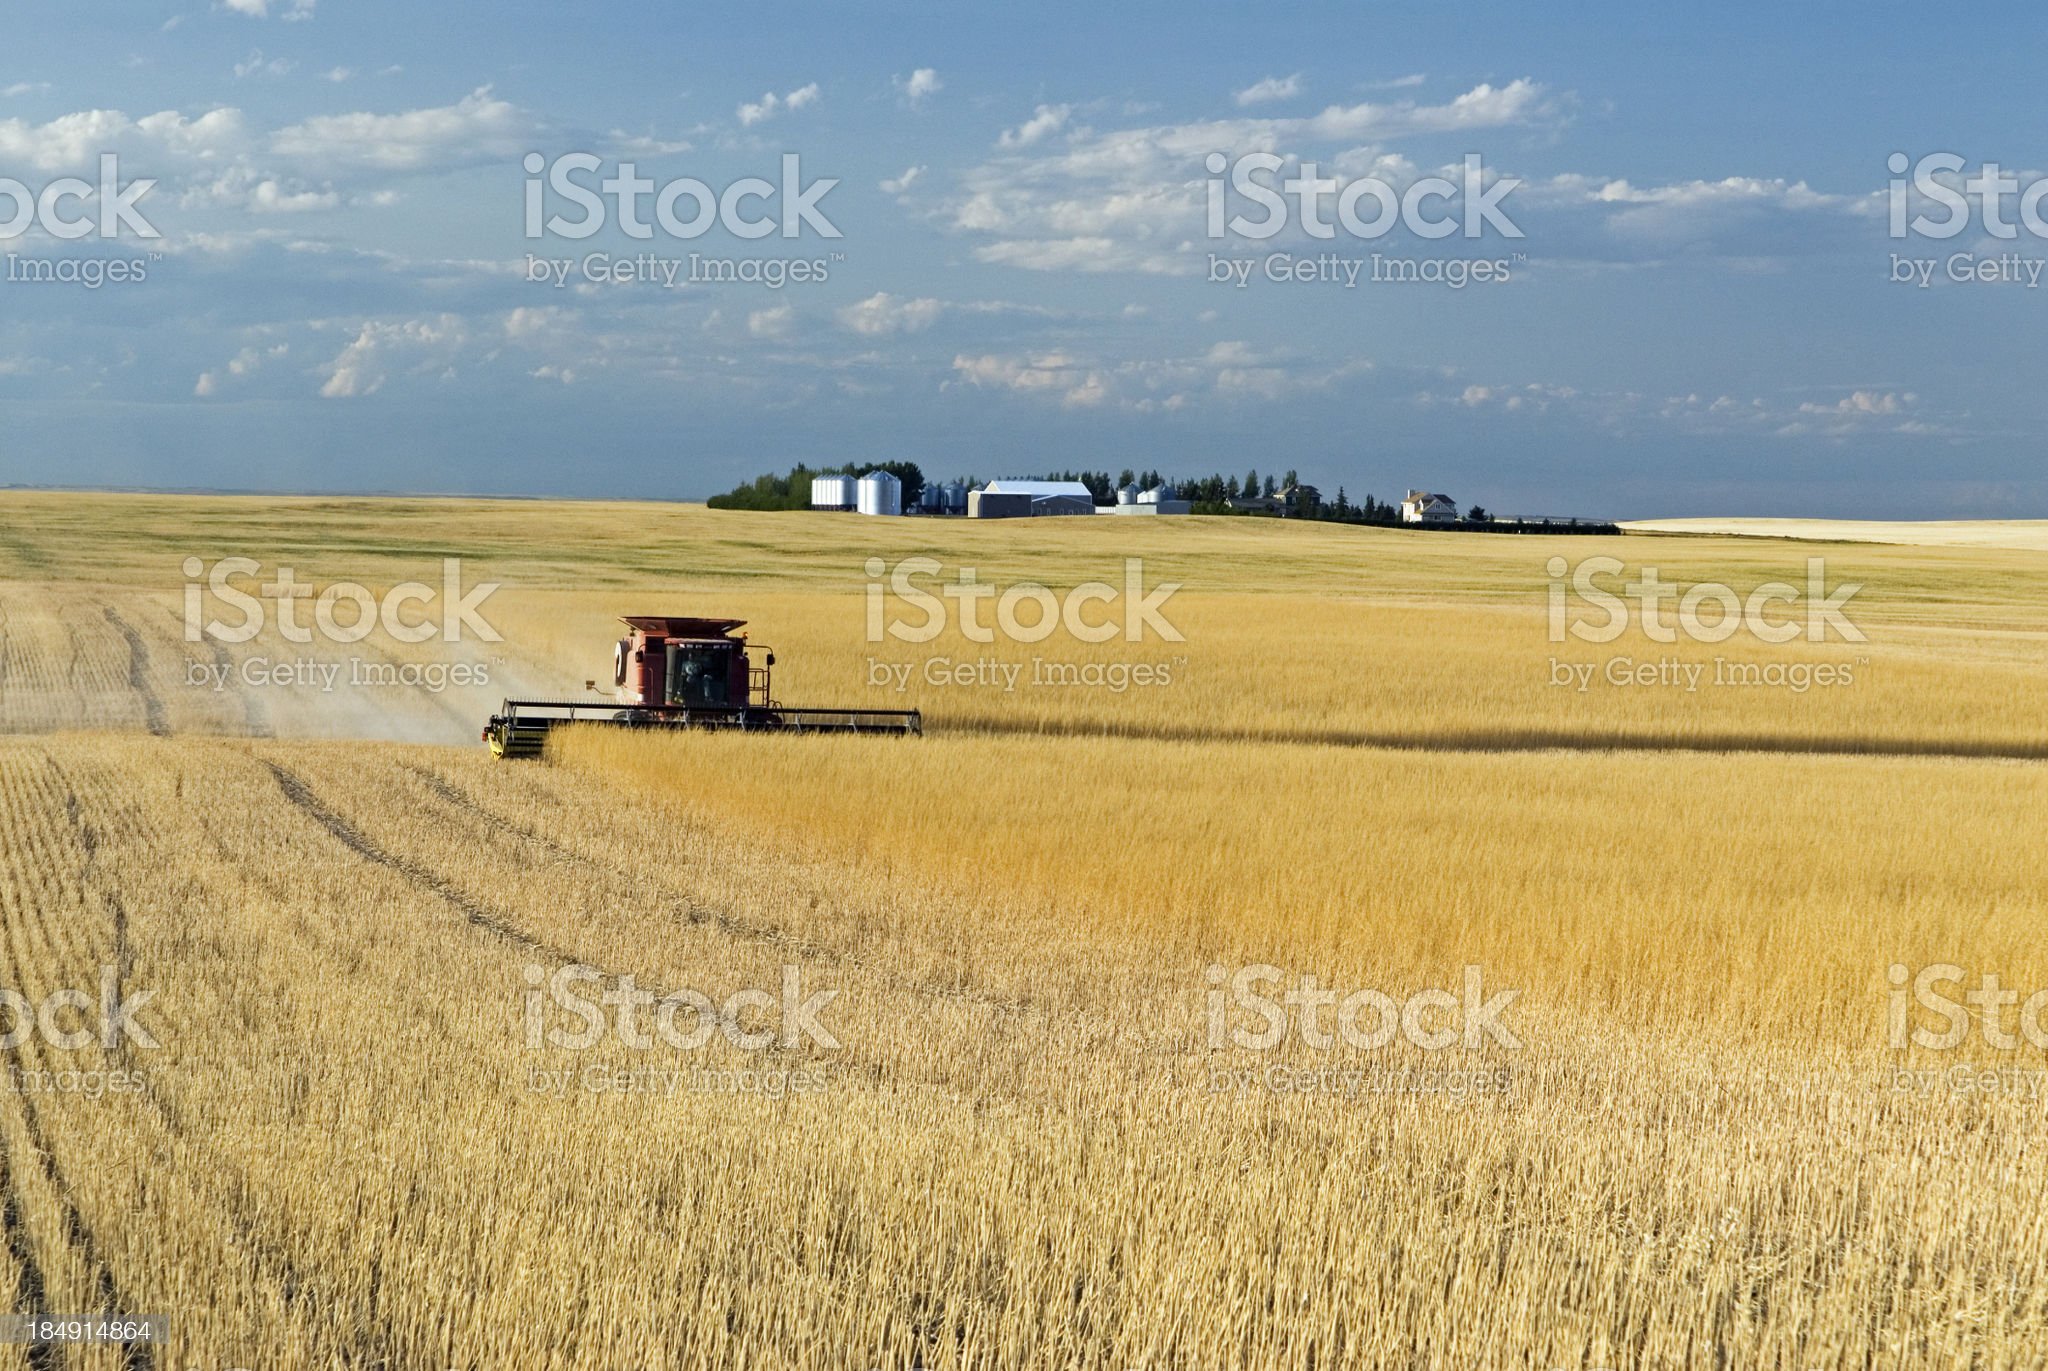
[0,492,2043,1367]
[1622,516,2048,550]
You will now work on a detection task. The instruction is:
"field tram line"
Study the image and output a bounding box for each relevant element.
[49,754,401,1369]
[272,760,1021,1095]
[146,598,269,738]
[97,607,165,739]
[4,1086,156,1371]
[0,1137,57,1371]
[263,758,648,988]
[394,759,1037,1018]
[0,767,153,1370]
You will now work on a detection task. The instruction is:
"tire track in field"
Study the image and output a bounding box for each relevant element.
[98,609,165,738]
[4,772,152,1370]
[0,1139,58,1371]
[0,754,154,1370]
[268,759,978,1064]
[396,759,1036,1015]
[49,753,387,1367]
[265,759,602,973]
[150,600,268,738]
[9,1091,155,1371]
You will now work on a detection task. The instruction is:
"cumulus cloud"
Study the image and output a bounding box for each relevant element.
[271,87,528,171]
[738,82,820,127]
[319,314,467,398]
[219,0,316,19]
[879,164,923,194]
[999,104,1070,148]
[1798,390,1912,416]
[233,50,294,80]
[195,342,288,397]
[951,340,1371,410]
[503,306,568,339]
[1234,74,1302,107]
[895,68,941,106]
[747,305,793,338]
[947,79,1563,274]
[837,292,947,336]
[944,78,1894,276]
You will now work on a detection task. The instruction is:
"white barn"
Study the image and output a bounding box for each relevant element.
[980,479,1097,516]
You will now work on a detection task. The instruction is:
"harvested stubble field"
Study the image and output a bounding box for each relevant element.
[0,490,2042,1369]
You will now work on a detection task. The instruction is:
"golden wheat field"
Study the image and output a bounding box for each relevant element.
[0,490,2043,1369]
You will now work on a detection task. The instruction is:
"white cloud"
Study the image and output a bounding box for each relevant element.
[0,109,147,172]
[738,82,820,127]
[747,305,793,338]
[271,87,528,171]
[248,178,337,212]
[837,292,946,336]
[196,342,287,397]
[947,79,1563,274]
[608,131,693,156]
[233,50,295,80]
[1,82,52,99]
[319,314,467,398]
[951,341,1369,410]
[895,68,942,106]
[504,306,567,339]
[879,164,923,194]
[999,104,1070,148]
[1234,74,1301,107]
[219,0,315,19]
[324,67,354,83]
[1798,390,1912,417]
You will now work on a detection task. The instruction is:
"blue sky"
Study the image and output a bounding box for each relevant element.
[1,0,2044,518]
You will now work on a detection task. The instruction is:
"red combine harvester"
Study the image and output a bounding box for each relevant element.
[482,615,922,758]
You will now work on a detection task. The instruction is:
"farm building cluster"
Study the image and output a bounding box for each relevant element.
[811,473,1194,519]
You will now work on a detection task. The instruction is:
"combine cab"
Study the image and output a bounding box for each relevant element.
[483,615,921,758]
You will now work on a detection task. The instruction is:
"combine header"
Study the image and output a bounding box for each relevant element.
[483,615,922,758]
